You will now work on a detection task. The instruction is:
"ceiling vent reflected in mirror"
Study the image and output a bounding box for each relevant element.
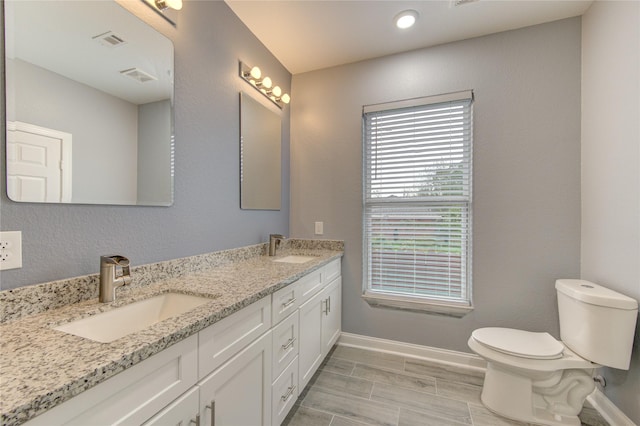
[92,31,127,48]
[120,67,158,83]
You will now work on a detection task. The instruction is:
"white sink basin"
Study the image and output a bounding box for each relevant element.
[272,255,316,264]
[54,293,212,343]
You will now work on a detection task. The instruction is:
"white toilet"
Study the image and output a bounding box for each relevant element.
[468,279,638,426]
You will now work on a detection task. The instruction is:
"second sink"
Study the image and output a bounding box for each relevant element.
[272,255,316,264]
[54,293,213,343]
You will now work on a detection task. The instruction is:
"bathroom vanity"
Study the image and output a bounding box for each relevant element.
[0,240,343,426]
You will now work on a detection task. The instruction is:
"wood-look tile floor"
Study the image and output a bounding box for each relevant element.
[282,345,609,426]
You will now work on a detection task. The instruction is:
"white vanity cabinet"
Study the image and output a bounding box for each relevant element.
[299,262,342,389]
[24,334,200,426]
[22,258,341,426]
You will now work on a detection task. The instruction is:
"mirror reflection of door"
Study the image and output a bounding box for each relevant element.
[6,121,72,203]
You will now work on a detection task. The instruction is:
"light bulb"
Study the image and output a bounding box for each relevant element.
[249,66,261,80]
[165,0,182,10]
[281,93,290,104]
[272,86,282,97]
[261,76,272,89]
[394,10,418,29]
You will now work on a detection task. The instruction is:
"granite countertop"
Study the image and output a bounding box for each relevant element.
[0,243,343,425]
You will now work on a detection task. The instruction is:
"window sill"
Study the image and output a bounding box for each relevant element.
[362,291,474,318]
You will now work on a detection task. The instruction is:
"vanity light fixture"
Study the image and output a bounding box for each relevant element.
[155,0,182,11]
[142,0,181,26]
[394,9,419,29]
[239,61,290,108]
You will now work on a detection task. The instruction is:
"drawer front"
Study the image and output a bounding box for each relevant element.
[272,357,299,426]
[25,334,198,426]
[298,268,323,305]
[271,280,301,325]
[323,259,341,285]
[198,297,271,379]
[271,310,299,379]
[142,386,199,426]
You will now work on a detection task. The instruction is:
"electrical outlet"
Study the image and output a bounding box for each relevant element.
[314,221,324,235]
[0,231,22,270]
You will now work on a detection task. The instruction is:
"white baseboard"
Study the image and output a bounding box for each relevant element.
[337,332,635,425]
[587,388,637,426]
[337,332,486,373]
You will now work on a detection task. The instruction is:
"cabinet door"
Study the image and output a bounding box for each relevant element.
[298,289,324,390]
[321,277,342,356]
[198,331,272,426]
[143,386,199,426]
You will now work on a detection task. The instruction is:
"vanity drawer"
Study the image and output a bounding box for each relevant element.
[298,268,324,305]
[25,334,198,426]
[272,357,299,426]
[323,259,341,284]
[272,310,299,379]
[272,279,301,325]
[198,296,271,379]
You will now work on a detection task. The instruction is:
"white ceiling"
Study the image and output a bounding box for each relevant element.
[225,0,594,75]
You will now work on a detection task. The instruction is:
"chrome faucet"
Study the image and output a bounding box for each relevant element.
[99,255,132,303]
[269,234,286,256]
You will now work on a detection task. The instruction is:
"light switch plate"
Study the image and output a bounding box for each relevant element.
[314,222,324,235]
[0,231,22,270]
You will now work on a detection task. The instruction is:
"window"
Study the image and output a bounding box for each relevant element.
[362,91,473,316]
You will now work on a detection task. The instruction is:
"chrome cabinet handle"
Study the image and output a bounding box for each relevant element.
[281,385,296,402]
[189,414,200,426]
[282,337,296,350]
[206,400,215,426]
[322,299,327,315]
[282,297,296,308]
[328,296,331,313]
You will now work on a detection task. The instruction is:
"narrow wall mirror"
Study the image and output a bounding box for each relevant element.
[240,92,281,210]
[4,0,174,206]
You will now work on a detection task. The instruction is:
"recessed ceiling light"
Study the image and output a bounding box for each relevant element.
[394,9,419,29]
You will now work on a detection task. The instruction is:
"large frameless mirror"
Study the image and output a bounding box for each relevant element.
[4,0,174,206]
[240,92,281,210]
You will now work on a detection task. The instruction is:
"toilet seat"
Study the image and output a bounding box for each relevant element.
[472,327,564,360]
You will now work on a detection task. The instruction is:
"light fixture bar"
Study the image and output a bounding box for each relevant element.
[239,61,290,109]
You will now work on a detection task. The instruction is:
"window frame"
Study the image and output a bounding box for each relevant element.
[361,90,474,317]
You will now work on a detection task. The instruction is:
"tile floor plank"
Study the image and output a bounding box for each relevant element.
[370,382,473,425]
[314,369,374,399]
[332,345,406,372]
[351,364,437,394]
[302,387,400,426]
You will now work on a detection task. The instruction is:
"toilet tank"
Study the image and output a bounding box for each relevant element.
[556,279,638,370]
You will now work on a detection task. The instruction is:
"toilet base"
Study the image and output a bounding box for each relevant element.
[481,362,594,426]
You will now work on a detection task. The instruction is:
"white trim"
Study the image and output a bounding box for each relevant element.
[587,388,637,426]
[363,89,473,114]
[337,332,486,373]
[362,291,474,318]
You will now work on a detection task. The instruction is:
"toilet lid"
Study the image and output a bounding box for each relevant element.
[472,327,564,360]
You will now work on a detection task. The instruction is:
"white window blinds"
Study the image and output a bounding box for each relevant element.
[363,91,473,306]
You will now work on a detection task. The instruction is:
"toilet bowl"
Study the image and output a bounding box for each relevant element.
[468,279,638,426]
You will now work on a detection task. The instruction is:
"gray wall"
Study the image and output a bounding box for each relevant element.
[291,18,582,353]
[581,1,640,423]
[0,1,291,289]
